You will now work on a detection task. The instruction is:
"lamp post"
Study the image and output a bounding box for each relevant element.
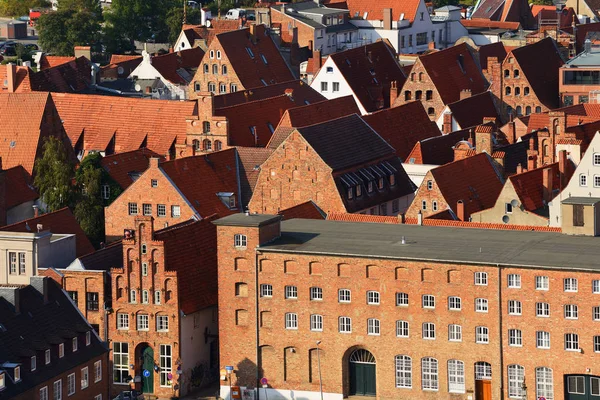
[316,341,323,400]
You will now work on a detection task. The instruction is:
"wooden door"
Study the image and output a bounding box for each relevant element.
[349,362,376,396]
[475,380,492,400]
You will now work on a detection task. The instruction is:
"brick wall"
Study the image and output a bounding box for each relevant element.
[405,170,448,219]
[181,93,229,156]
[270,8,316,50]
[392,60,444,120]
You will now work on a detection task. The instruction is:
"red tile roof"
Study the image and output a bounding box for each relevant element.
[327,212,400,224]
[446,91,500,129]
[500,0,535,27]
[430,152,504,216]
[156,216,218,314]
[329,41,406,112]
[215,94,296,147]
[39,55,76,70]
[406,127,471,164]
[418,42,487,105]
[478,42,507,70]
[0,65,33,93]
[110,55,143,64]
[461,18,521,29]
[182,20,248,47]
[213,79,325,109]
[278,201,326,220]
[532,6,578,27]
[277,95,360,129]
[51,93,196,157]
[216,25,295,89]
[160,149,239,218]
[31,56,91,93]
[363,101,442,161]
[235,147,274,208]
[100,55,143,79]
[563,22,600,53]
[0,208,95,257]
[100,149,164,190]
[509,162,565,212]
[150,48,205,84]
[3,166,38,209]
[329,0,421,22]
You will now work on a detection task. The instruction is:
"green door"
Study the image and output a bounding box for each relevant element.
[349,349,376,396]
[142,346,154,394]
[565,375,600,400]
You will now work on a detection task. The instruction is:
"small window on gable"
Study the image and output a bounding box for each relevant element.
[594,153,600,166]
[216,50,221,59]
[210,50,214,59]
[326,66,333,73]
[427,180,433,190]
[151,179,158,188]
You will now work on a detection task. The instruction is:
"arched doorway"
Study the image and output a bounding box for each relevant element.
[349,349,376,396]
[475,361,492,400]
[136,344,154,394]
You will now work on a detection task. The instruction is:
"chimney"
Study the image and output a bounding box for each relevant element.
[284,88,294,99]
[390,80,400,105]
[507,119,516,144]
[417,210,423,225]
[33,204,39,217]
[0,286,20,314]
[308,40,313,51]
[475,129,493,155]
[249,24,257,43]
[149,157,160,169]
[442,112,453,134]
[516,163,523,174]
[428,41,436,50]
[6,63,16,93]
[456,200,467,221]
[528,155,537,170]
[169,47,174,53]
[313,50,322,69]
[30,276,49,304]
[383,8,392,30]
[542,167,553,203]
[74,46,91,61]
[459,89,472,100]
[559,149,568,187]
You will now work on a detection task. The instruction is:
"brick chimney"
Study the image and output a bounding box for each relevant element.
[516,163,524,174]
[475,129,493,155]
[486,57,502,99]
[308,40,313,52]
[383,8,392,30]
[456,200,467,221]
[442,112,453,134]
[6,63,16,93]
[559,149,568,187]
[149,157,160,169]
[74,46,91,61]
[460,89,472,100]
[527,137,537,170]
[313,50,322,69]
[507,115,517,144]
[428,41,436,50]
[542,167,553,203]
[390,80,400,105]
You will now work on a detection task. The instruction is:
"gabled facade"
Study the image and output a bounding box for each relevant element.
[436,91,501,133]
[471,0,536,29]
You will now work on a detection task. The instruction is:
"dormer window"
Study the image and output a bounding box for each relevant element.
[45,349,50,365]
[234,234,247,248]
[14,366,20,382]
[261,54,268,64]
[217,192,236,209]
[368,181,374,193]
[377,177,384,190]
[389,174,396,186]
[31,356,36,371]
[0,372,4,390]
[59,343,64,358]
[72,337,77,352]
[356,185,362,197]
[203,63,208,73]
[246,47,254,58]
[86,331,91,346]
[347,188,353,199]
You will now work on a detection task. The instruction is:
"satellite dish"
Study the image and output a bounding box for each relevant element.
[117,66,124,75]
[502,215,510,224]
[206,19,212,27]
[510,199,519,207]
[134,84,142,92]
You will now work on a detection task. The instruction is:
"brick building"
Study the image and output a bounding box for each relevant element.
[108,216,218,398]
[214,213,600,400]
[0,277,109,400]
[248,114,416,215]
[188,24,294,98]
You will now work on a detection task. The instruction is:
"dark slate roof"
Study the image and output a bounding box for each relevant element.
[0,278,108,398]
[447,91,500,129]
[297,114,395,171]
[69,240,123,271]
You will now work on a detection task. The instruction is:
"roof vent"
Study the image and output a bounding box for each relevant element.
[585,39,592,53]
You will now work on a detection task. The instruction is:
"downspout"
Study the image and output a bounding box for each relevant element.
[255,249,261,399]
[497,264,505,399]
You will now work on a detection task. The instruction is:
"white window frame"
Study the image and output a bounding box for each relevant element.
[137,314,149,331]
[67,373,76,395]
[569,376,585,394]
[113,342,129,385]
[310,314,323,331]
[564,278,578,292]
[285,285,298,299]
[396,292,408,306]
[422,294,435,309]
[59,343,64,358]
[475,298,488,313]
[94,360,102,383]
[367,290,380,305]
[565,304,579,319]
[285,313,298,330]
[536,331,550,349]
[157,315,169,332]
[595,153,600,166]
[40,386,48,400]
[448,324,462,342]
[260,284,273,297]
[448,296,461,311]
[508,300,522,315]
[339,316,352,333]
[310,287,323,301]
[475,272,488,286]
[54,380,63,400]
[536,302,550,317]
[595,336,600,352]
[338,288,351,303]
[367,318,380,335]
[448,360,465,393]
[396,320,409,338]
[535,275,549,290]
[159,344,172,387]
[81,366,89,389]
[72,337,78,352]
[565,333,579,351]
[594,306,600,321]
[421,358,438,391]
[45,349,50,364]
[508,329,523,346]
[508,365,525,398]
[476,326,489,344]
[234,234,247,248]
[592,376,600,395]
[594,280,600,293]
[422,322,436,340]
[155,290,161,305]
[171,205,181,217]
[31,355,36,371]
[395,355,412,388]
[507,274,521,288]
[580,174,588,186]
[117,313,129,330]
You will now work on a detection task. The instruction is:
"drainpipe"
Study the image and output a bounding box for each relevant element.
[498,264,505,399]
[255,249,261,399]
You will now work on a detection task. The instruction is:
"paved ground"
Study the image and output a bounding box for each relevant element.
[179,384,221,400]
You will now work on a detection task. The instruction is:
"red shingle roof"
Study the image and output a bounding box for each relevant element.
[509,162,564,212]
[418,43,487,105]
[0,208,95,257]
[236,147,274,208]
[532,6,578,27]
[277,95,360,129]
[100,149,164,190]
[4,166,38,209]
[31,56,91,93]
[329,41,406,112]
[329,0,421,22]
[430,152,504,216]
[150,48,204,84]
[0,65,32,93]
[213,80,325,109]
[478,42,507,70]
[100,55,143,79]
[327,212,400,224]
[363,101,441,161]
[51,93,196,157]
[461,18,520,29]
[278,201,326,220]
[406,127,471,164]
[216,25,294,89]
[39,55,76,70]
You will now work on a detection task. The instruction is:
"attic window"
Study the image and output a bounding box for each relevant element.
[151,179,158,188]
[261,54,268,64]
[326,66,333,73]
[210,50,215,59]
[217,50,222,59]
[14,366,20,382]
[0,372,4,390]
[369,68,375,76]
[9,141,15,148]
[267,123,274,133]
[260,78,267,86]
[345,59,351,66]
[246,47,255,58]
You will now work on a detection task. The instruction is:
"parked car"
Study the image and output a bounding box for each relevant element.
[24,43,39,51]
[112,390,144,400]
[0,45,16,57]
[224,8,246,20]
[0,41,15,50]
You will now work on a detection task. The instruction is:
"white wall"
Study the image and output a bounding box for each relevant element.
[402,163,437,187]
[129,51,188,100]
[220,386,343,400]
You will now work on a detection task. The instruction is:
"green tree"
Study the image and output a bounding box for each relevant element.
[58,0,102,13]
[37,8,102,55]
[166,6,200,44]
[34,136,74,212]
[0,0,50,18]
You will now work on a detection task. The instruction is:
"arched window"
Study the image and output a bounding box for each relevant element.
[209,50,214,59]
[516,106,522,116]
[192,139,200,151]
[203,139,212,151]
[514,69,520,78]
[165,279,173,302]
[212,64,218,74]
[419,72,424,81]
[410,72,415,81]
[425,90,433,100]
[535,106,542,113]
[142,290,149,304]
[208,82,216,93]
[535,367,553,400]
[116,276,124,299]
[395,355,412,388]
[505,87,512,95]
[504,69,510,78]
[216,50,221,59]
[525,106,531,115]
[421,358,438,390]
[203,63,208,73]
[427,107,435,116]
[194,82,200,92]
[405,91,411,101]
[202,121,210,133]
[508,365,525,398]
[130,289,137,303]
[415,90,422,100]
[524,86,530,95]
[515,87,520,96]
[448,360,465,393]
[214,140,222,151]
[219,82,226,94]
[475,362,492,380]
[222,65,228,75]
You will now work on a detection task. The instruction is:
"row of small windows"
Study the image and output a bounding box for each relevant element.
[119,288,163,305]
[37,362,102,400]
[116,312,170,332]
[404,89,433,102]
[194,81,237,94]
[192,139,222,152]
[579,172,600,188]
[504,86,530,96]
[319,81,340,92]
[507,105,541,116]
[346,175,396,199]
[128,203,180,218]
[203,63,228,75]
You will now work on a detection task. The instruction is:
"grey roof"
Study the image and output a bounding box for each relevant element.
[326,22,358,33]
[565,49,600,67]
[259,219,600,271]
[297,114,396,171]
[214,213,281,227]
[435,5,462,10]
[562,196,600,205]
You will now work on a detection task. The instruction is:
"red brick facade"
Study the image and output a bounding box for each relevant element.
[182,94,229,156]
[391,61,444,120]
[270,8,316,50]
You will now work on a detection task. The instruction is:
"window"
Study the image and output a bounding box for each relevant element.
[320,82,328,92]
[508,300,522,315]
[596,175,600,187]
[171,205,180,218]
[536,302,550,317]
[427,180,433,190]
[537,331,550,349]
[72,337,78,352]
[129,289,136,304]
[475,298,488,312]
[137,314,149,331]
[203,63,208,73]
[156,204,166,217]
[67,291,77,305]
[94,360,102,383]
[67,373,76,395]
[448,324,462,342]
[422,295,435,309]
[45,349,50,364]
[101,184,110,200]
[421,358,438,390]
[594,280,600,293]
[448,296,461,310]
[212,64,218,74]
[285,313,298,329]
[536,276,549,290]
[128,202,138,215]
[476,326,489,343]
[332,82,340,92]
[367,318,380,335]
[367,291,380,305]
[422,322,435,339]
[260,284,273,297]
[54,380,62,400]
[142,290,149,304]
[395,355,412,388]
[505,203,513,214]
[593,376,600,395]
[208,82,216,93]
[508,365,525,398]
[310,314,323,331]
[432,201,438,211]
[40,387,48,400]
[141,263,148,276]
[59,343,64,358]
[326,66,333,73]
[8,253,16,274]
[154,290,161,305]
[595,336,600,352]
[565,333,579,350]
[31,355,36,371]
[157,315,169,331]
[421,200,427,210]
[580,174,588,186]
[81,366,89,389]
[234,234,247,248]
[216,50,221,59]
[113,342,129,384]
[86,331,91,346]
[507,274,521,288]
[564,278,578,292]
[396,292,408,306]
[595,153,600,166]
[230,84,237,92]
[594,306,600,321]
[339,316,352,333]
[448,360,465,393]
[568,376,585,394]
[475,272,488,285]
[396,320,409,337]
[565,304,578,319]
[159,345,172,387]
[335,289,351,304]
[416,32,427,45]
[13,366,20,382]
[509,329,522,346]
[209,50,214,59]
[310,287,323,301]
[285,285,298,299]
[219,83,226,94]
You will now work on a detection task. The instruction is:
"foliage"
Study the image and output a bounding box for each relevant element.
[166,6,200,44]
[37,8,102,55]
[34,136,74,212]
[57,0,102,13]
[0,0,50,18]
[15,44,33,63]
